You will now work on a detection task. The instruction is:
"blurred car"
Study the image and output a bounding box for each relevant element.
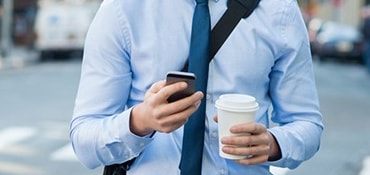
[309,19,364,63]
[33,0,100,61]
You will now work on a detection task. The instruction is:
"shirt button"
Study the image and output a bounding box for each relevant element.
[206,94,211,100]
[140,142,145,147]
[220,168,226,174]
[212,131,218,138]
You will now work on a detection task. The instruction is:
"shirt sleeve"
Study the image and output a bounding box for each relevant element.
[69,1,153,169]
[266,0,324,169]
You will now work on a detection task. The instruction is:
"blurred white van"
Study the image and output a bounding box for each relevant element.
[34,0,100,60]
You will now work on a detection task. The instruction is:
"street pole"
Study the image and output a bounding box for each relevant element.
[1,0,13,58]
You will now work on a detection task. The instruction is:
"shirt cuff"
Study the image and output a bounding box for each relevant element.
[110,107,154,161]
[267,127,291,168]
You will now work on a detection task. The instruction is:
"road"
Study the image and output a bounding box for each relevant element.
[0,58,369,175]
[0,60,102,175]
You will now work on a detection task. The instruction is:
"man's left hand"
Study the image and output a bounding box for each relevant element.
[214,116,281,165]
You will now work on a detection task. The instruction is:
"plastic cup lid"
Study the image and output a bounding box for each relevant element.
[215,94,259,112]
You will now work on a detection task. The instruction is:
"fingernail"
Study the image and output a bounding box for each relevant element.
[221,137,229,143]
[197,92,204,99]
[180,82,187,88]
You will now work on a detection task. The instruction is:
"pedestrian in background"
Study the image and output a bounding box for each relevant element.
[69,0,324,174]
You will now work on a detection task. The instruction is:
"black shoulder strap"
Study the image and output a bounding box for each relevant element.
[182,0,260,71]
[103,0,260,174]
[210,0,260,60]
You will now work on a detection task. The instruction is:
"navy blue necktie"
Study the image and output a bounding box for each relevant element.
[179,0,210,174]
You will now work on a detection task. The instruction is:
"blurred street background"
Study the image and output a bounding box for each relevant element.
[0,0,370,175]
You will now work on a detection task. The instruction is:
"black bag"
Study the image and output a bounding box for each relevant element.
[103,158,136,175]
[103,0,260,174]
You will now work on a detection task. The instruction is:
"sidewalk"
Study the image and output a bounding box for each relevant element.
[0,47,39,70]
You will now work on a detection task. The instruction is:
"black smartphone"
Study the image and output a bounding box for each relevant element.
[166,71,196,102]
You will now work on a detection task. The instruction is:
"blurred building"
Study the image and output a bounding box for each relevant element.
[0,0,37,48]
[300,0,366,27]
[0,0,101,49]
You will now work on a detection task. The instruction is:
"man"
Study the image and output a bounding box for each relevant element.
[70,0,324,174]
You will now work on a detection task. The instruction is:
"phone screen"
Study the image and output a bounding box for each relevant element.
[166,71,196,102]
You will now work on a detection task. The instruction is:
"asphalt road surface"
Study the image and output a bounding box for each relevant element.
[0,60,102,175]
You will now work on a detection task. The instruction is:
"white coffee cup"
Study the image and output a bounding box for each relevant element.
[215,94,259,159]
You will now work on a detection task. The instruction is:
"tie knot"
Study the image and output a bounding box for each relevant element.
[196,0,207,4]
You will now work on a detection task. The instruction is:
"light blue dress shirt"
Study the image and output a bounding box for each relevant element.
[70,0,324,174]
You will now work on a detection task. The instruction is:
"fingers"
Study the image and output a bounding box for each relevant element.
[164,91,203,114]
[144,80,204,133]
[223,123,269,146]
[154,81,188,102]
[148,80,188,104]
[155,92,202,132]
[222,144,270,164]
[149,80,166,94]
[149,80,203,107]
[153,101,201,133]
[221,133,269,147]
[235,153,270,165]
[230,122,266,135]
[221,123,271,165]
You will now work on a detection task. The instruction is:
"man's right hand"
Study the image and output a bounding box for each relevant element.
[130,80,203,136]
